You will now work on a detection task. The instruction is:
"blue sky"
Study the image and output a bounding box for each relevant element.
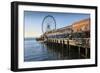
[24,11,90,38]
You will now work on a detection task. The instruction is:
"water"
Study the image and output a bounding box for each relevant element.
[24,38,90,62]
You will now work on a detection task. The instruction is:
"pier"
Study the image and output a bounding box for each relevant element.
[44,38,90,58]
[37,18,90,59]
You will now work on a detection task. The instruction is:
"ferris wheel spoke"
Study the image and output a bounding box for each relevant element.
[42,15,56,38]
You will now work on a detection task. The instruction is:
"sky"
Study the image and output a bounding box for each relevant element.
[24,11,90,38]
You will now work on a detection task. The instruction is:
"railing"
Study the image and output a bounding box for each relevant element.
[46,38,90,48]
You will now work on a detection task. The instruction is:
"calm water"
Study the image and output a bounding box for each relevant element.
[24,38,89,62]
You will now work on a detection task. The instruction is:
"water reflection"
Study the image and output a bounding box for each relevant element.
[24,38,90,62]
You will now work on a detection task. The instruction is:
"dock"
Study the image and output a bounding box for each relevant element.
[44,38,90,58]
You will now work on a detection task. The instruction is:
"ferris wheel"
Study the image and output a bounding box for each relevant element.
[42,15,56,35]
